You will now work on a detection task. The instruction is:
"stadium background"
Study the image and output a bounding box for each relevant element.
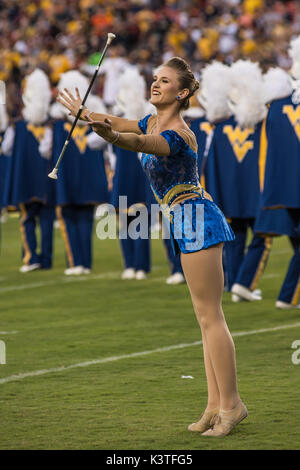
[0,0,300,452]
[1,0,300,117]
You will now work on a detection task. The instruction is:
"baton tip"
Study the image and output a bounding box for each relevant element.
[107,33,116,44]
[48,169,58,180]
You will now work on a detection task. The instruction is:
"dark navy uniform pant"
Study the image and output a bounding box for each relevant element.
[119,213,151,272]
[224,218,271,291]
[56,204,94,269]
[19,201,55,268]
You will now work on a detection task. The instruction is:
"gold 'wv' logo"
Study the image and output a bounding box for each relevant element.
[64,123,88,154]
[283,105,300,140]
[27,124,46,143]
[200,122,214,135]
[223,125,254,163]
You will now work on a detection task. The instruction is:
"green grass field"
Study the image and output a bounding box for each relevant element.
[0,214,299,450]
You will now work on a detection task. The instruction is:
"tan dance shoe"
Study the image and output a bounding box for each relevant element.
[188,407,219,433]
[201,400,248,437]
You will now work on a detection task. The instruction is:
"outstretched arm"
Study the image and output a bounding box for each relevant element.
[86,117,171,157]
[57,88,142,134]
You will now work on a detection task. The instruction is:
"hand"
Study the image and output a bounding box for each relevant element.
[57,87,88,119]
[87,116,118,143]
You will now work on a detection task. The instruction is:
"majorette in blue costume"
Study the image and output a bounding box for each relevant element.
[50,70,109,275]
[110,67,156,281]
[0,100,9,212]
[170,96,215,286]
[257,37,300,309]
[2,69,55,272]
[137,113,235,257]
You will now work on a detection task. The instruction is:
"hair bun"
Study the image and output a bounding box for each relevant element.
[193,80,200,94]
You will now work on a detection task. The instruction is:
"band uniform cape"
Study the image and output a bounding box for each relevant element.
[0,131,8,209]
[3,120,55,208]
[138,114,234,254]
[260,94,300,211]
[204,115,262,220]
[110,146,153,210]
[255,102,298,237]
[52,120,109,206]
[189,115,214,187]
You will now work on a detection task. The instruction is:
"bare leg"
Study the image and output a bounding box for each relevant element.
[190,292,220,410]
[181,244,240,411]
[201,328,220,411]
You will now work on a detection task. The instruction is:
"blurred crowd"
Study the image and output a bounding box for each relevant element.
[1,0,300,116]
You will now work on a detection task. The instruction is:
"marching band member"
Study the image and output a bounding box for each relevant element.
[50,70,109,275]
[2,69,55,272]
[110,67,154,280]
[233,67,298,305]
[196,62,239,292]
[258,37,300,309]
[221,60,271,302]
[0,99,9,214]
[202,61,268,297]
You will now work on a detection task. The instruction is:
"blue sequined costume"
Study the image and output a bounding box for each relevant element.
[138,114,235,254]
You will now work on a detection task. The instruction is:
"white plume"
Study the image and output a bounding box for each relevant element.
[0,103,8,133]
[228,60,267,128]
[113,67,155,119]
[22,69,52,124]
[288,35,300,80]
[288,36,300,103]
[198,62,232,123]
[86,95,106,114]
[263,68,292,103]
[182,105,205,119]
[50,70,106,122]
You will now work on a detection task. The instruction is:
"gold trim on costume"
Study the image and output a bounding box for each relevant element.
[259,117,268,192]
[19,203,32,265]
[151,183,204,221]
[56,206,75,268]
[64,123,88,153]
[153,183,203,207]
[250,236,272,291]
[27,124,46,143]
[291,276,300,306]
[200,174,206,190]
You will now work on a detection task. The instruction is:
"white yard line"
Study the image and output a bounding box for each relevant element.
[261,273,280,279]
[0,271,122,294]
[0,271,176,295]
[271,250,291,255]
[0,331,18,335]
[0,322,299,385]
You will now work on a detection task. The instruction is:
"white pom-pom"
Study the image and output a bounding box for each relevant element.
[289,36,300,80]
[22,69,51,124]
[0,103,8,132]
[115,66,150,119]
[228,60,267,128]
[198,61,232,123]
[263,67,292,103]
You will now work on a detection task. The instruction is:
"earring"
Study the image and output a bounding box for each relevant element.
[177,96,181,100]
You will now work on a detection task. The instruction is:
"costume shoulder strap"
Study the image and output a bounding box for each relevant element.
[146,115,157,135]
[174,128,197,153]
